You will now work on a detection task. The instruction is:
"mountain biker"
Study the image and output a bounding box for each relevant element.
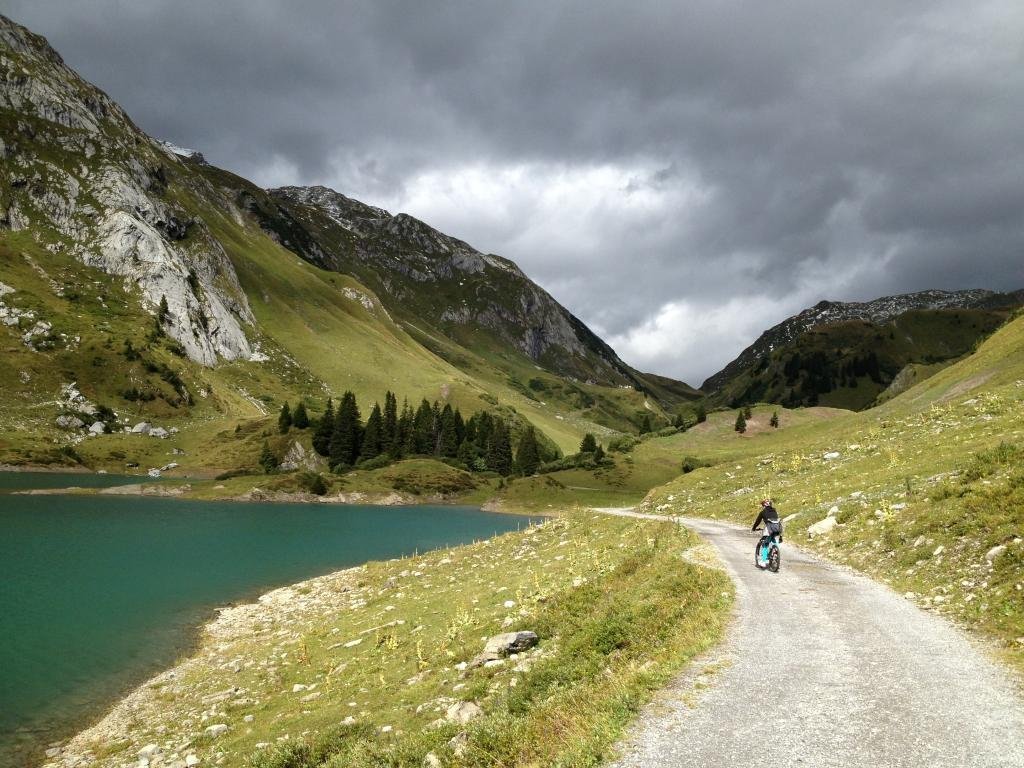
[752,498,782,552]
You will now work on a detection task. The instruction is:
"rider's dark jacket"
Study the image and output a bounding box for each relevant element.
[751,504,780,532]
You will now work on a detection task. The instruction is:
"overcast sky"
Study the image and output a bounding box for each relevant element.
[7,1,1024,385]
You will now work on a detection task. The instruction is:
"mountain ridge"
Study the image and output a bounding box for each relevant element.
[702,288,1024,394]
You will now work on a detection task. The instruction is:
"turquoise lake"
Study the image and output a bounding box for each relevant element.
[0,479,530,765]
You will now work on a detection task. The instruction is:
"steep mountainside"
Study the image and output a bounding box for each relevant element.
[257,184,698,405]
[702,290,1023,410]
[0,13,693,471]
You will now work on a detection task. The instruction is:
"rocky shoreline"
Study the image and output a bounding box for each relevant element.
[44,563,371,768]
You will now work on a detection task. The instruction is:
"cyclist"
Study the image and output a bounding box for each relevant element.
[752,498,782,565]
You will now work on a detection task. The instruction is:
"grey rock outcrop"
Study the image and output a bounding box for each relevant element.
[0,15,257,366]
[470,630,539,667]
[445,701,482,725]
[278,441,325,472]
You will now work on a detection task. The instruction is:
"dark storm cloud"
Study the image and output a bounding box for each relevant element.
[7,0,1024,383]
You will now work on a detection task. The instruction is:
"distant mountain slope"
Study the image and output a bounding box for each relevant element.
[702,290,1024,394]
[702,290,1024,411]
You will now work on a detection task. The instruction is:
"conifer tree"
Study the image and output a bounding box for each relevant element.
[457,435,477,466]
[330,391,362,469]
[486,421,513,476]
[413,399,434,454]
[292,401,309,429]
[639,414,653,434]
[398,398,415,458]
[743,405,753,419]
[475,411,494,449]
[515,427,541,476]
[259,440,277,473]
[361,403,383,461]
[453,408,466,446]
[278,402,292,434]
[312,398,334,456]
[696,403,707,424]
[382,391,398,456]
[438,404,459,457]
[770,411,780,428]
[593,444,606,463]
[735,411,747,434]
[579,433,598,454]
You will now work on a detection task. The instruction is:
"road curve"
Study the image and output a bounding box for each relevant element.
[602,511,1024,768]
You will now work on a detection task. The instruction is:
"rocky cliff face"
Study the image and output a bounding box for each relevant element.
[0,15,255,365]
[702,289,1024,393]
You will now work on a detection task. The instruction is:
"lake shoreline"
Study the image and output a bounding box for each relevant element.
[43,562,370,768]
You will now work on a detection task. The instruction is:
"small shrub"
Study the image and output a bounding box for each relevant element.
[607,435,639,453]
[681,456,708,474]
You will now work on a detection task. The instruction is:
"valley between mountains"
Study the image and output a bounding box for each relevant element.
[3,11,1024,768]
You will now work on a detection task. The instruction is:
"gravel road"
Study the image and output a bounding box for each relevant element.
[604,512,1024,768]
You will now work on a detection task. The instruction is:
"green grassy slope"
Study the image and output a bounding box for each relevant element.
[641,310,1024,671]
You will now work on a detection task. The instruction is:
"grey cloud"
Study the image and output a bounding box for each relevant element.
[6,0,1024,383]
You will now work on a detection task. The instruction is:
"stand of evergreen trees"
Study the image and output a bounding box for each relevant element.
[278,391,552,476]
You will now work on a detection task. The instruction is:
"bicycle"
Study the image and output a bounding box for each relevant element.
[753,526,781,573]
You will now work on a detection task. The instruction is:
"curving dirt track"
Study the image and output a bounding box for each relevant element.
[601,512,1024,768]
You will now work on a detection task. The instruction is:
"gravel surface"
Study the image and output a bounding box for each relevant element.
[604,512,1024,768]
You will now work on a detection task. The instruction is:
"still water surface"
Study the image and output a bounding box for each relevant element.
[0,481,528,764]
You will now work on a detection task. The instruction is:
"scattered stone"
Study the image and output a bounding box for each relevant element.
[807,516,838,538]
[204,724,229,738]
[131,422,153,434]
[150,427,170,439]
[300,692,321,702]
[343,638,363,648]
[913,535,926,548]
[503,600,516,609]
[185,755,200,767]
[446,700,483,724]
[933,545,945,557]
[56,414,85,430]
[823,451,841,460]
[448,732,469,757]
[88,421,106,434]
[243,715,254,723]
[138,744,162,759]
[292,684,308,693]
[423,752,442,768]
[827,505,840,517]
[148,468,162,478]
[986,544,1007,562]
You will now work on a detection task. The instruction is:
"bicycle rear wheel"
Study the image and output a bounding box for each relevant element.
[768,544,781,573]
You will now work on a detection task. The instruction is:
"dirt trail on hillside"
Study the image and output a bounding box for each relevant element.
[595,509,1024,768]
